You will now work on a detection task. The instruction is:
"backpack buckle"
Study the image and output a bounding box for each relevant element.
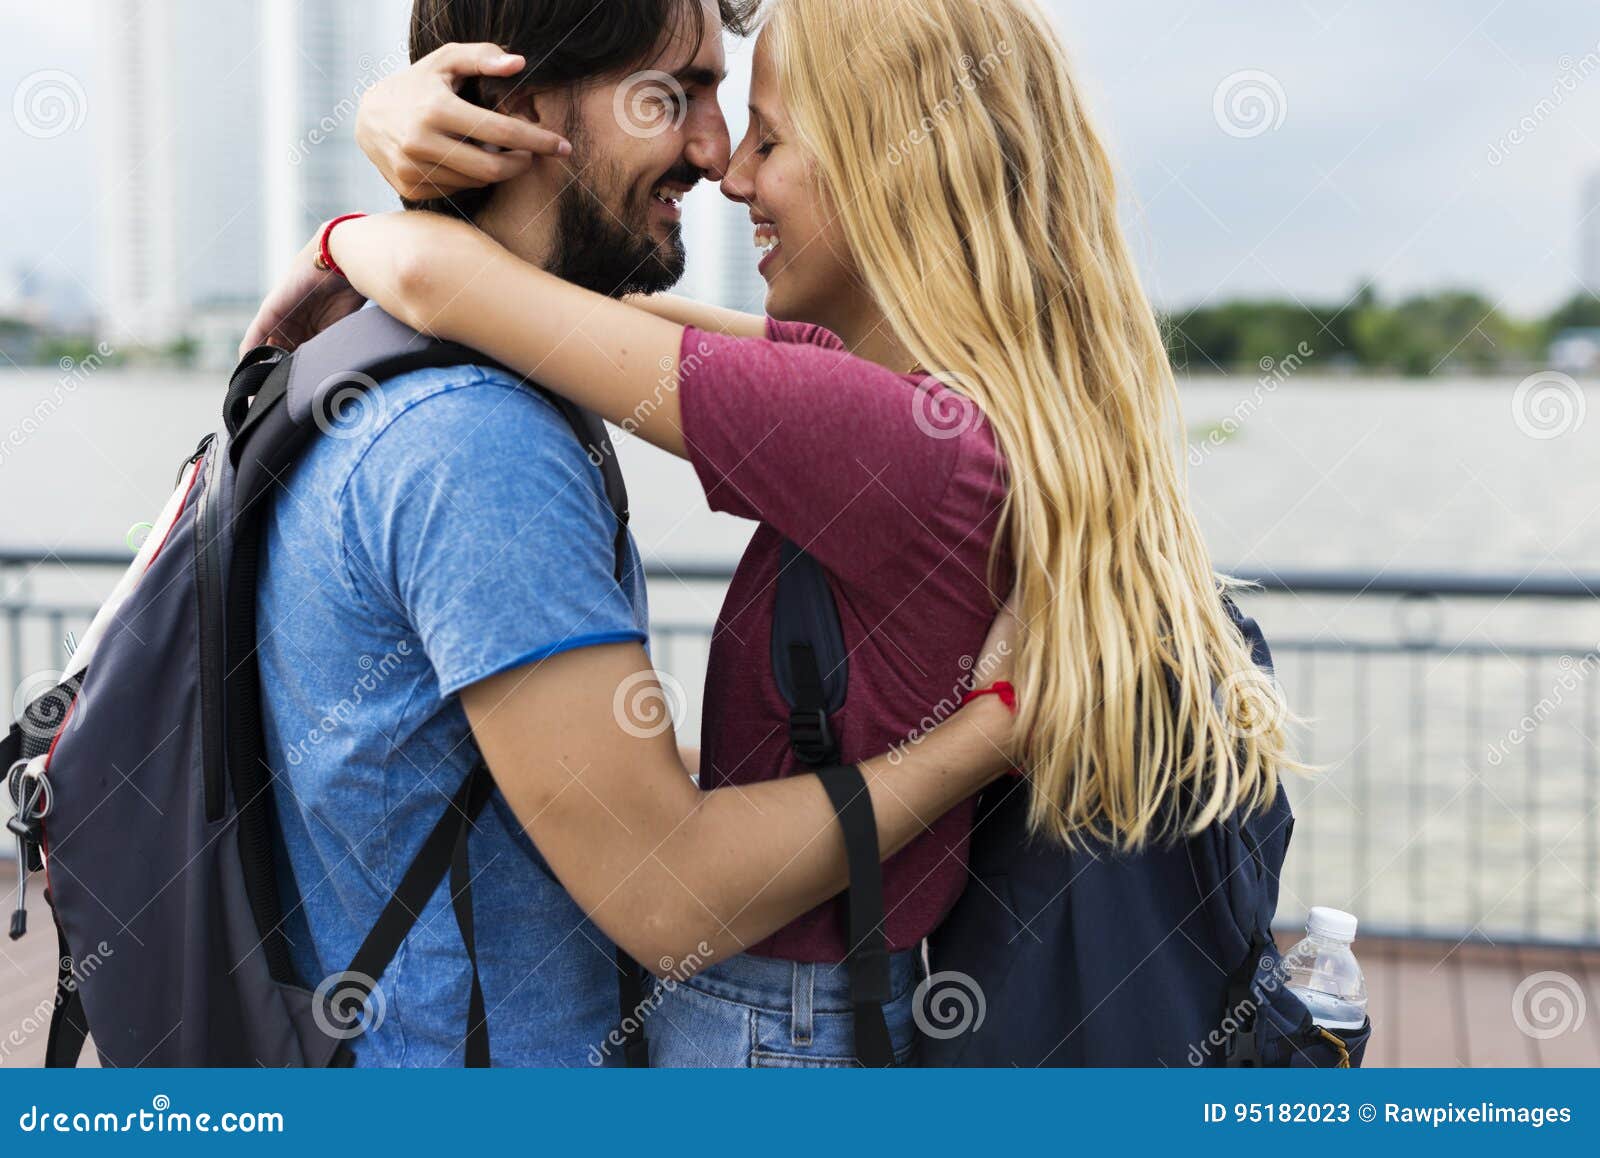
[1223,935,1267,1067]
[789,709,837,766]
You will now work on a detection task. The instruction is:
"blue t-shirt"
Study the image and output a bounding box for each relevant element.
[257,361,648,1066]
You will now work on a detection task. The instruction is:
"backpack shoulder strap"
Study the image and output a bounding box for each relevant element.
[771,541,849,766]
[816,763,895,1067]
[231,310,631,576]
[541,394,631,583]
[1196,597,1296,1066]
[768,548,892,1066]
[338,761,496,1065]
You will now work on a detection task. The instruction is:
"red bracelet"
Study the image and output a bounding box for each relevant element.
[959,680,1017,714]
[315,213,367,277]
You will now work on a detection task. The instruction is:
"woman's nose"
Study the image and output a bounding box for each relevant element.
[684,105,732,181]
[721,143,756,204]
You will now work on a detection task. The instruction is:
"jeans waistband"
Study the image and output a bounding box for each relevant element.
[681,949,922,1016]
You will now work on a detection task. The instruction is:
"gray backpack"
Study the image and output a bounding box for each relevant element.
[2,308,642,1067]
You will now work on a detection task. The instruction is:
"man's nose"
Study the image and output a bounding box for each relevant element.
[683,105,732,181]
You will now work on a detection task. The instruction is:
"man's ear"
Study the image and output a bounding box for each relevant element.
[477,77,549,127]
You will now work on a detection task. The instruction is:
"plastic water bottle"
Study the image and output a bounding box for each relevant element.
[1281,907,1368,1030]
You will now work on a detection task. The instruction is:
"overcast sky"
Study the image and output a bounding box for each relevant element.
[6,0,1600,317]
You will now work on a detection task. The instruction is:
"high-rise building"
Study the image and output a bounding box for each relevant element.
[95,0,410,348]
[95,0,263,347]
[262,0,411,287]
[1583,170,1600,295]
[716,196,769,315]
[681,193,767,315]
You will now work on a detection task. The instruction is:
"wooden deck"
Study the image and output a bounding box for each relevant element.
[1340,933,1600,1067]
[1,890,1596,1067]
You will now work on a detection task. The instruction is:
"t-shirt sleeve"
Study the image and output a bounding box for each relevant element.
[339,371,645,696]
[677,321,976,582]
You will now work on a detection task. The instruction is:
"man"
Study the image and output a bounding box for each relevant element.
[250,0,1010,1066]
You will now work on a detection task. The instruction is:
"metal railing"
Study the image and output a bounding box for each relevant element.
[4,550,1597,948]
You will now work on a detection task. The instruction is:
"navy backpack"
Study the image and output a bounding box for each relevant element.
[772,553,1372,1068]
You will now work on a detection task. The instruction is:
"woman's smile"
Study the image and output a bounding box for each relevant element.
[753,218,782,276]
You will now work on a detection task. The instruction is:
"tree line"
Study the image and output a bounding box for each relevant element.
[1163,286,1600,377]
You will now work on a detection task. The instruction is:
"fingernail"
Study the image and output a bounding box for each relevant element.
[496,53,522,69]
[557,139,572,156]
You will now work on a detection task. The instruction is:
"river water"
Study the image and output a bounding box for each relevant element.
[3,368,1598,942]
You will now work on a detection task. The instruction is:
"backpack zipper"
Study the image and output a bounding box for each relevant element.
[194,438,227,822]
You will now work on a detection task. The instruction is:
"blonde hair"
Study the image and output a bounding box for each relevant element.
[764,0,1300,848]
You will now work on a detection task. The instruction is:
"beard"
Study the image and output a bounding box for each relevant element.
[547,119,693,298]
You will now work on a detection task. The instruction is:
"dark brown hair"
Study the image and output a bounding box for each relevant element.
[407,0,759,219]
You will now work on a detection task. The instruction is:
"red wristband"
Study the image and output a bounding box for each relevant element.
[959,680,1017,714]
[316,213,367,277]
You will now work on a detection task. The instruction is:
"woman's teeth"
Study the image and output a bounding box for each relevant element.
[754,224,781,256]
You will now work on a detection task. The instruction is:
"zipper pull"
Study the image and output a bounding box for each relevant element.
[5,758,50,940]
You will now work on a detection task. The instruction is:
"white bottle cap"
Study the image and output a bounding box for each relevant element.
[1306,906,1358,941]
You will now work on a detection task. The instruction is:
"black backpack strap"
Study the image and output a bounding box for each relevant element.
[0,721,21,779]
[787,643,838,766]
[542,394,631,584]
[224,346,287,439]
[771,542,848,765]
[344,761,495,1066]
[448,789,490,1068]
[615,948,650,1067]
[1223,929,1268,1067]
[816,764,894,1067]
[772,548,890,1063]
[44,907,90,1068]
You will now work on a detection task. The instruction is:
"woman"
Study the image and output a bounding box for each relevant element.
[248,0,1296,1066]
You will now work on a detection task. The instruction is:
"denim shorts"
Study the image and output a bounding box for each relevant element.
[645,949,923,1068]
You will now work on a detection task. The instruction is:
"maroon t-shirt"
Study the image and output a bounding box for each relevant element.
[678,319,1011,961]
